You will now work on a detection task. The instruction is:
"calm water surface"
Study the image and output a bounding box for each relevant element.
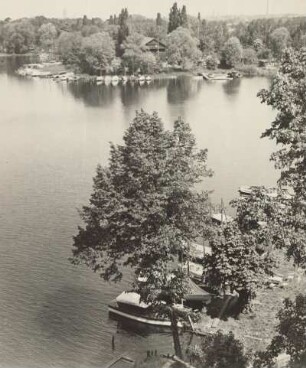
[0,57,278,367]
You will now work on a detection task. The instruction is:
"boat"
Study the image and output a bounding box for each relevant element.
[238,185,278,198]
[208,73,232,80]
[108,291,180,327]
[145,75,152,81]
[137,75,145,82]
[211,213,233,225]
[104,355,135,368]
[104,76,112,85]
[112,75,119,82]
[108,279,211,327]
[121,76,128,82]
[227,70,242,79]
[96,76,104,83]
[201,72,232,81]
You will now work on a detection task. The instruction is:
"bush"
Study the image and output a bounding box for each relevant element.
[205,55,219,70]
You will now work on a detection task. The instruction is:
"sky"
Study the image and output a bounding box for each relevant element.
[0,0,305,20]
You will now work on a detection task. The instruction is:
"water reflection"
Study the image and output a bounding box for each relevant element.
[0,55,36,75]
[66,81,119,108]
[167,76,203,104]
[222,78,242,98]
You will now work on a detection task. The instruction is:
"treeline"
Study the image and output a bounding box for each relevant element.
[0,3,306,74]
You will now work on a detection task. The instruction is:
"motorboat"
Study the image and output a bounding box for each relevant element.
[211,213,234,225]
[207,73,232,80]
[108,291,179,327]
[112,75,119,82]
[145,75,152,81]
[108,279,211,327]
[137,75,145,82]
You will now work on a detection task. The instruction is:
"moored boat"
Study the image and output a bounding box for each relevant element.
[96,76,104,83]
[108,291,180,328]
[104,355,135,368]
[104,75,112,85]
[108,278,211,327]
[211,212,233,225]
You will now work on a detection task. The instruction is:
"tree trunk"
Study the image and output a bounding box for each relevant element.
[169,307,183,359]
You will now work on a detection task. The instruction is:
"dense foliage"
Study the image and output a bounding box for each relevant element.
[1,4,306,74]
[221,37,243,68]
[71,110,212,356]
[187,331,249,368]
[258,48,306,268]
[166,27,201,70]
[254,294,306,368]
[122,33,157,74]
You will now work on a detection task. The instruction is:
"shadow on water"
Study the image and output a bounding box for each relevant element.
[167,76,203,104]
[35,285,107,343]
[222,78,242,98]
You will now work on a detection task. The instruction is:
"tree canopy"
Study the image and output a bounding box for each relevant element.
[221,36,243,68]
[71,110,212,356]
[188,331,249,368]
[254,294,306,368]
[258,48,306,268]
[166,27,201,70]
[122,33,157,74]
[79,32,115,74]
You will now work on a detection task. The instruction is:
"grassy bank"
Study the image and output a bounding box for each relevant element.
[193,250,306,352]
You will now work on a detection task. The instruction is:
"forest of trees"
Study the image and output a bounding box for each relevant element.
[1,3,306,75]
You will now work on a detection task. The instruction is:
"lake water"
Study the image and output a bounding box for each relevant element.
[0,57,278,367]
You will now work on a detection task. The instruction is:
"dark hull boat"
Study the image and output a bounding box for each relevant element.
[108,279,211,328]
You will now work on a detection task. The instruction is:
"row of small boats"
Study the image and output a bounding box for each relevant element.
[96,75,152,85]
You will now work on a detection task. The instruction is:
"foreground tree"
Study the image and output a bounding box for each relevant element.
[258,48,306,267]
[254,294,306,368]
[71,111,212,357]
[187,331,249,368]
[204,218,275,311]
[252,47,306,367]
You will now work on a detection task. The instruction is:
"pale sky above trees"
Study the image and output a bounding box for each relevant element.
[1,0,305,20]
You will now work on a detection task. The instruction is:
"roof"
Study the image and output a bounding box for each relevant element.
[116,292,148,309]
[141,37,166,48]
[104,356,135,368]
[185,278,211,301]
[190,242,212,259]
[211,213,233,224]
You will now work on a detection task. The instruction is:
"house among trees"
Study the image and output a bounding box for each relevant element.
[141,37,166,54]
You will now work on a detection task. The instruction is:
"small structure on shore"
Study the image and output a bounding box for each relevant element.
[141,37,166,54]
